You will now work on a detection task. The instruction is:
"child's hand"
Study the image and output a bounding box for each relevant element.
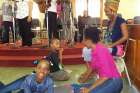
[59,48,64,53]
[80,87,90,93]
[38,56,45,60]
[81,72,87,77]
[78,75,87,83]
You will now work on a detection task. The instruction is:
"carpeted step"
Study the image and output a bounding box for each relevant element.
[0,55,84,67]
[0,48,82,56]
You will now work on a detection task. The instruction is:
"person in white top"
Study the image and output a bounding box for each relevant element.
[16,0,33,47]
[45,0,58,46]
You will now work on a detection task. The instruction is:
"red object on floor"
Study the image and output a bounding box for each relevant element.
[0,43,84,67]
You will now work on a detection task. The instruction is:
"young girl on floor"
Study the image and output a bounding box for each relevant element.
[21,60,54,93]
[72,27,123,93]
[46,38,70,81]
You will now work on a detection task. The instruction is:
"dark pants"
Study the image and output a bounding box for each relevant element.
[72,78,123,93]
[17,17,32,46]
[46,11,58,42]
[78,27,84,43]
[2,21,14,43]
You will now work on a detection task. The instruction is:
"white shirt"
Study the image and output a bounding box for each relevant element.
[47,0,57,13]
[2,2,13,22]
[82,47,92,62]
[16,0,29,19]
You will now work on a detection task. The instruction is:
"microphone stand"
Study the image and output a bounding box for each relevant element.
[12,0,16,47]
[69,0,75,47]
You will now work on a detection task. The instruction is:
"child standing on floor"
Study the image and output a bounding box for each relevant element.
[21,60,54,93]
[46,38,70,81]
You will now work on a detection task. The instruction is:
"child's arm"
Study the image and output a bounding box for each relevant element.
[46,81,54,93]
[22,79,32,93]
[78,67,93,83]
[59,48,64,65]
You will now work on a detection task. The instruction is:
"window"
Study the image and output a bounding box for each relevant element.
[88,0,100,17]
[75,0,100,17]
[75,0,87,17]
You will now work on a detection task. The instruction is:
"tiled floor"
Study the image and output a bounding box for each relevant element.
[0,65,139,93]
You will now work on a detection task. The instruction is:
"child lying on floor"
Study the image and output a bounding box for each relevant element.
[0,60,54,93]
[21,60,54,93]
[72,27,123,93]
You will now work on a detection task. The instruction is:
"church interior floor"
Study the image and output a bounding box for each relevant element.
[0,65,139,93]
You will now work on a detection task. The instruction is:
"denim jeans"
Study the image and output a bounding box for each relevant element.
[72,78,123,93]
[0,75,27,93]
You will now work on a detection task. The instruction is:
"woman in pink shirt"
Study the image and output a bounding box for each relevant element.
[72,27,123,93]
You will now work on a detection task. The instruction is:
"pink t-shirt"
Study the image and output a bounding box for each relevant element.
[90,43,120,78]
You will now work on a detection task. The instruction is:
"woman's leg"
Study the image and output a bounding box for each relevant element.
[48,12,54,41]
[9,22,15,43]
[48,11,57,39]
[24,17,32,46]
[2,21,10,43]
[51,12,58,39]
[18,17,32,46]
[90,78,123,93]
[18,19,26,46]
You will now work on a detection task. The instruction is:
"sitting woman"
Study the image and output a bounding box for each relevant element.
[104,0,128,56]
[72,27,123,93]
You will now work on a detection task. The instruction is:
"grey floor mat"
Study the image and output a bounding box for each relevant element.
[54,86,73,93]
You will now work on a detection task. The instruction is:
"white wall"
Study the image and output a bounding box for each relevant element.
[103,0,140,19]
[0,0,4,15]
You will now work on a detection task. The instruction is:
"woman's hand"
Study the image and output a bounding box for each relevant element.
[80,87,90,93]
[106,44,113,48]
[27,16,32,22]
[78,74,88,83]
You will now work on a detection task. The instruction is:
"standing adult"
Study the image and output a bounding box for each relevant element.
[104,0,128,56]
[45,0,58,46]
[2,0,14,45]
[78,10,91,43]
[16,0,33,47]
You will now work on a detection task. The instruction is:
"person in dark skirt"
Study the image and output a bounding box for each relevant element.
[45,0,58,46]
